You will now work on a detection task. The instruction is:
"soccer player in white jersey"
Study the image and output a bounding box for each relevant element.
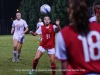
[36,18,44,41]
[11,12,28,62]
[36,18,44,30]
[89,1,100,22]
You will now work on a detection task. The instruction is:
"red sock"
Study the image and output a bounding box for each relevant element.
[51,63,56,75]
[33,59,38,69]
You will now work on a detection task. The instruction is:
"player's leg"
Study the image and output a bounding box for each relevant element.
[17,42,23,62]
[12,39,18,62]
[16,36,24,62]
[48,48,56,75]
[29,46,45,75]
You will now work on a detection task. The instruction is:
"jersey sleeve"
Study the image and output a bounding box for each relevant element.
[35,26,42,35]
[12,21,15,27]
[53,25,57,31]
[89,16,96,22]
[41,22,44,26]
[89,18,93,22]
[55,32,67,61]
[23,20,28,27]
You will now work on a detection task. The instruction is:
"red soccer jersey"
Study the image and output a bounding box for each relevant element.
[60,22,100,75]
[40,24,55,49]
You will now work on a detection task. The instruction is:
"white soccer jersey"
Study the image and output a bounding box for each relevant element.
[89,16,96,22]
[12,19,28,36]
[37,22,44,28]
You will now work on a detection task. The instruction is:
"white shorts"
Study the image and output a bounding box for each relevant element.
[13,35,25,43]
[37,46,55,54]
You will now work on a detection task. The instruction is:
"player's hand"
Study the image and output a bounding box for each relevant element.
[55,19,60,26]
[29,31,33,35]
[21,32,25,35]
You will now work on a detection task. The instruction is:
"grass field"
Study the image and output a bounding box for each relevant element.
[0,35,60,75]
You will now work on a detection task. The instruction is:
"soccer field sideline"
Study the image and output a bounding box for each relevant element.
[0,34,60,75]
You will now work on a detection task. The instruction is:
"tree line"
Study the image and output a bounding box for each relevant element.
[19,0,96,31]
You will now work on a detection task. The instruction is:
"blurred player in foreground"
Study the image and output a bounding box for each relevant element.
[36,18,44,42]
[89,1,100,22]
[29,16,61,75]
[55,0,100,75]
[11,12,28,62]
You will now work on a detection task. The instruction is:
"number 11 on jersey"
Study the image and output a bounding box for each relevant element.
[46,34,50,39]
[78,31,100,62]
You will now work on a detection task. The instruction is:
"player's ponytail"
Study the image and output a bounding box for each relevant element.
[93,1,100,23]
[68,0,89,36]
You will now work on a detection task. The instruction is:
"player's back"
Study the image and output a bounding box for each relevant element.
[61,22,100,75]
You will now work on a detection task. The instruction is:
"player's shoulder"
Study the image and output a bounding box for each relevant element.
[21,19,26,22]
[61,25,72,32]
[90,22,100,30]
[89,16,96,22]
[50,24,56,28]
[13,19,17,22]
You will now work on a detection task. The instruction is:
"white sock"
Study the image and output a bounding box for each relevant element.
[17,54,20,59]
[13,50,17,59]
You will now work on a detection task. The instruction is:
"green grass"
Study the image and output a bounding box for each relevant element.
[0,35,60,75]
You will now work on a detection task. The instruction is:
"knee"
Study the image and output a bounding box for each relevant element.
[34,57,40,61]
[14,43,17,48]
[14,46,17,50]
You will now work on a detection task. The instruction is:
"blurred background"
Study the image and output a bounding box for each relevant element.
[0,0,97,35]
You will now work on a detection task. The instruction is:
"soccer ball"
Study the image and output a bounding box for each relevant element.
[40,4,51,14]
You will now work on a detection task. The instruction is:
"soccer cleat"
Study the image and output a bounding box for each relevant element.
[16,59,20,62]
[29,69,34,75]
[12,58,16,62]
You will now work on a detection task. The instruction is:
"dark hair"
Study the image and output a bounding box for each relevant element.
[93,1,100,23]
[39,18,41,19]
[44,15,51,19]
[69,0,89,36]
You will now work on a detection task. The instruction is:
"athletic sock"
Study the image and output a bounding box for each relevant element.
[51,63,56,75]
[33,59,38,69]
[13,51,17,59]
[17,54,20,59]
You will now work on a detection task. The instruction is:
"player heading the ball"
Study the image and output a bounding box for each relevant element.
[29,15,61,75]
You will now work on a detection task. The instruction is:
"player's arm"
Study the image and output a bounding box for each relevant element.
[29,26,41,36]
[55,32,67,75]
[29,31,37,36]
[21,21,29,35]
[11,22,15,34]
[55,19,61,33]
[21,26,29,35]
[23,26,28,34]
[11,27,14,34]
